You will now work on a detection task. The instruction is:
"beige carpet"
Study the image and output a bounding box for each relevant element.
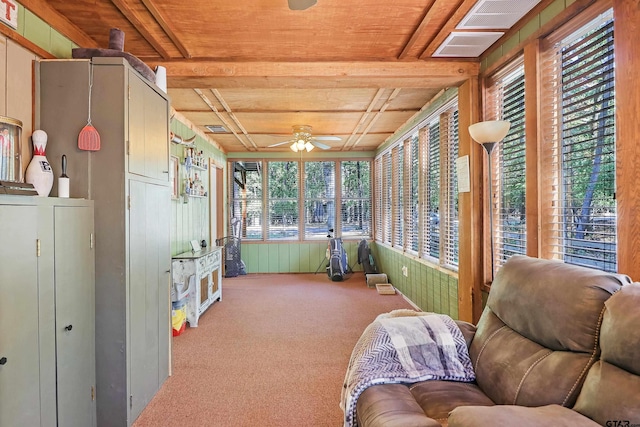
[133,272,413,427]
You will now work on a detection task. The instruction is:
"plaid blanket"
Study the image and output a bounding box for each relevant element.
[340,312,475,427]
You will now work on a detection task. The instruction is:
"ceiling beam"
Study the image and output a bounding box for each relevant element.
[109,0,171,59]
[398,0,439,59]
[154,60,479,89]
[140,0,192,58]
[419,0,478,59]
[19,0,99,48]
[176,108,422,114]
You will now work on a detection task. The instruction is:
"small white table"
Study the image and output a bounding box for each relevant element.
[171,246,223,327]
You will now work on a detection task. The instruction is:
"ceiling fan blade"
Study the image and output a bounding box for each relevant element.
[267,140,293,148]
[311,140,331,150]
[288,0,317,10]
[314,136,341,141]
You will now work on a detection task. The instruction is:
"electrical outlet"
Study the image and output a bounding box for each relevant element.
[402,266,408,277]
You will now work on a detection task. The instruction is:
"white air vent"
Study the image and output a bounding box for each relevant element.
[205,125,227,133]
[433,32,504,57]
[457,0,542,30]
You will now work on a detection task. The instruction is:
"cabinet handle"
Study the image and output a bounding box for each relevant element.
[162,171,169,174]
[0,357,7,365]
[64,325,73,332]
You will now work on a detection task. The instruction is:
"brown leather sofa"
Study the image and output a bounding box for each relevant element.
[355,256,636,427]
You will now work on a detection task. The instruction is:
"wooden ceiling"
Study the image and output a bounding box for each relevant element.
[26,0,541,153]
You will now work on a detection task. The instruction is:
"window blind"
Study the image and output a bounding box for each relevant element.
[442,109,459,268]
[392,145,404,248]
[408,134,420,253]
[374,157,383,242]
[425,121,440,260]
[541,11,616,272]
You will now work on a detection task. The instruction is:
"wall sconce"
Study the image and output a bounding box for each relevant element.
[468,120,511,280]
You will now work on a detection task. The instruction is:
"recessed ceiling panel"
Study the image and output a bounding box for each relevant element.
[456,0,542,30]
[433,32,504,58]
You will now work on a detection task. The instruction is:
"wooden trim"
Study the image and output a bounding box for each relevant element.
[419,0,477,59]
[0,25,54,59]
[19,0,98,49]
[397,0,438,59]
[170,108,225,153]
[457,77,483,323]
[524,40,540,258]
[109,0,171,59]
[614,0,640,279]
[140,0,191,58]
[153,60,479,89]
[482,0,601,78]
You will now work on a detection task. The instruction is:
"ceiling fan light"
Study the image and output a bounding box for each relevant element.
[296,140,306,150]
[290,142,299,152]
[304,142,314,152]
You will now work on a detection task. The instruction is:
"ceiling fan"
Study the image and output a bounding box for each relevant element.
[267,125,341,152]
[288,0,317,10]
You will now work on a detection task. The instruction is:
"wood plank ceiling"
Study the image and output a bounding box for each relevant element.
[25,0,545,152]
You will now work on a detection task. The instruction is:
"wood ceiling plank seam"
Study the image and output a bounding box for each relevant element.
[350,88,402,149]
[209,89,258,149]
[109,0,171,59]
[342,88,384,149]
[194,88,253,151]
[398,0,438,59]
[343,88,385,150]
[139,0,192,58]
[19,0,99,48]
[419,0,476,59]
[171,108,224,153]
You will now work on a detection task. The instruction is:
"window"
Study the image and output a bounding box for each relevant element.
[487,60,526,272]
[392,145,404,248]
[230,159,372,242]
[267,161,299,240]
[230,161,263,240]
[341,161,371,238]
[407,135,419,253]
[424,121,440,260]
[373,99,459,271]
[304,161,335,239]
[442,110,459,268]
[541,10,616,272]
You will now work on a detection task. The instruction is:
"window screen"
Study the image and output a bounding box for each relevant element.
[341,161,371,238]
[230,161,263,240]
[267,161,299,240]
[304,161,335,239]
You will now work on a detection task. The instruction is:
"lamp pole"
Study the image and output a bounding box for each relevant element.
[481,142,496,281]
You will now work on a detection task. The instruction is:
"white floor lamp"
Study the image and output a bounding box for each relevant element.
[468,120,511,280]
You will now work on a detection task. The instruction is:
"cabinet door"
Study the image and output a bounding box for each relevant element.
[0,206,42,427]
[128,70,169,181]
[129,180,170,421]
[54,206,96,427]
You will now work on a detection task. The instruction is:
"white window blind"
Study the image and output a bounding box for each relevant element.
[383,152,392,245]
[441,109,459,269]
[341,161,371,238]
[267,161,299,240]
[303,161,335,239]
[392,145,404,248]
[374,157,383,242]
[407,135,420,253]
[424,121,440,260]
[488,61,526,273]
[541,10,616,272]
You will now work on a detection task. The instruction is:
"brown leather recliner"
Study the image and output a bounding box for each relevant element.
[355,256,633,427]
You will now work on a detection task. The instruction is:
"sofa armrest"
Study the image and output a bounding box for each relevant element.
[448,404,601,427]
[454,320,476,348]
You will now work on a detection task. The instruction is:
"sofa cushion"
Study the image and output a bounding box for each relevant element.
[448,404,601,427]
[409,380,494,421]
[573,284,640,425]
[356,384,441,427]
[469,256,630,407]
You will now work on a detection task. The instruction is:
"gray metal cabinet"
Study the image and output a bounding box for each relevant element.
[37,57,171,427]
[0,196,95,427]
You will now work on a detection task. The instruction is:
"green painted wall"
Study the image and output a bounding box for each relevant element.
[241,240,366,274]
[170,119,226,256]
[15,4,78,57]
[373,244,459,319]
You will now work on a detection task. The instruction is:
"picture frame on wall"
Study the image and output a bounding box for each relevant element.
[170,155,179,199]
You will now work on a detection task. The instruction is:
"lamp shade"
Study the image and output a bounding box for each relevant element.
[468,120,511,143]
